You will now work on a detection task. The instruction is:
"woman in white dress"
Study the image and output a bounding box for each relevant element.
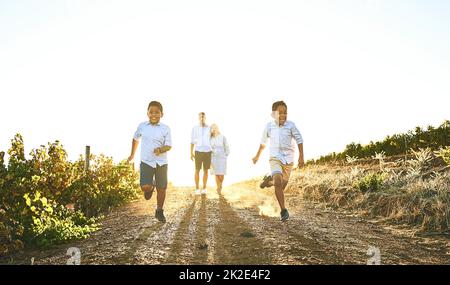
[210,124,230,194]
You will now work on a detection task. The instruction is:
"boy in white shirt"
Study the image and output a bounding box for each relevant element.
[128,101,172,223]
[252,101,304,221]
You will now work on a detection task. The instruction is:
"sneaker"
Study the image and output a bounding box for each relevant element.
[201,188,207,195]
[280,209,289,222]
[155,209,166,223]
[260,175,273,189]
[144,190,153,200]
[194,189,201,196]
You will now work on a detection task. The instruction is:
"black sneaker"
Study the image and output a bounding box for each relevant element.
[280,209,289,222]
[260,175,273,189]
[155,209,166,223]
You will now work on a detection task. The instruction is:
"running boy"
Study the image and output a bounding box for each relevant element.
[128,101,172,223]
[252,101,304,221]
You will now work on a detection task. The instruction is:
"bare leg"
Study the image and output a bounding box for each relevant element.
[156,188,166,209]
[195,169,200,189]
[215,175,220,191]
[203,169,209,189]
[273,174,285,210]
[141,185,155,199]
[218,175,224,190]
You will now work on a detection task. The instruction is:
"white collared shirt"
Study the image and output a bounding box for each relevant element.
[260,120,303,164]
[133,121,172,167]
[191,124,212,152]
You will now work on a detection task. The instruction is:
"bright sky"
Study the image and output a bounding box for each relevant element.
[1,0,449,186]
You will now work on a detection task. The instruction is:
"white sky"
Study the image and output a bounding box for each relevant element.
[1,0,449,186]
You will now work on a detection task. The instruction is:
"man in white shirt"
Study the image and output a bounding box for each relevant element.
[190,112,212,195]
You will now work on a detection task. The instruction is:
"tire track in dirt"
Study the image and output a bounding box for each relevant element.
[190,193,221,264]
[3,186,448,265]
[191,196,209,264]
[205,197,220,264]
[164,197,199,264]
[99,187,194,264]
[112,222,163,264]
[223,184,449,264]
[115,206,190,264]
[131,203,193,264]
[222,185,339,264]
[165,194,222,265]
[212,195,272,264]
[229,203,340,264]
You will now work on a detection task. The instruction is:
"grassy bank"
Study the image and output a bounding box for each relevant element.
[289,148,450,233]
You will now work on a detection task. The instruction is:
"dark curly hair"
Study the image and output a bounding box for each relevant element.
[272,101,287,111]
[147,101,163,113]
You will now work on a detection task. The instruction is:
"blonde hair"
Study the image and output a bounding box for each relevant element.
[211,124,220,137]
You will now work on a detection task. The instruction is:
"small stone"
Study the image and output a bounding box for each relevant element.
[240,231,256,238]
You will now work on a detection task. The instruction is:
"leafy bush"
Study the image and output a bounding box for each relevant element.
[67,155,139,217]
[23,192,98,247]
[434,146,450,165]
[354,172,386,193]
[0,134,140,254]
[309,120,449,164]
[406,148,433,178]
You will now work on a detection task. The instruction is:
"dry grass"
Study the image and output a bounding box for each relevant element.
[289,149,450,233]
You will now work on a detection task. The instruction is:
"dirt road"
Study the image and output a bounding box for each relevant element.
[2,185,449,265]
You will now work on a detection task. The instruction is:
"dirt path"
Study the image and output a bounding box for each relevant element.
[2,185,449,265]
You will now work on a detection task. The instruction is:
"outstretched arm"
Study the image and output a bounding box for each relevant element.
[252,144,265,164]
[254,124,269,164]
[297,143,304,168]
[128,139,139,162]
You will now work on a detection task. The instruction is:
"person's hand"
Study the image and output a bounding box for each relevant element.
[297,159,304,169]
[154,148,162,156]
[190,153,195,161]
[127,155,134,163]
[252,156,259,164]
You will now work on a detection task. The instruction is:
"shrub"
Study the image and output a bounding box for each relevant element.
[354,172,386,193]
[0,134,140,254]
[22,191,98,247]
[434,146,450,165]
